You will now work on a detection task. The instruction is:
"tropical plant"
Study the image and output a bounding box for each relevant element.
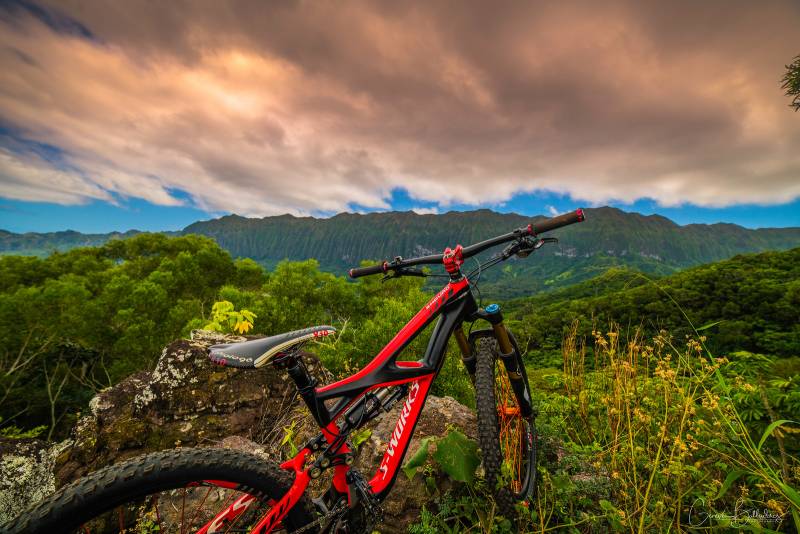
[203,300,257,334]
[783,54,800,111]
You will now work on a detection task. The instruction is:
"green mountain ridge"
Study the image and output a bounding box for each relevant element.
[506,247,800,363]
[3,207,799,297]
[0,229,144,256]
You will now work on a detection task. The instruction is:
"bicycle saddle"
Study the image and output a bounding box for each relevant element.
[208,325,336,369]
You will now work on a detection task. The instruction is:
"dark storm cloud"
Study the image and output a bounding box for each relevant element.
[1,0,798,214]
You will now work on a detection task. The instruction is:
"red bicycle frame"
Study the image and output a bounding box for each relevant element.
[204,274,478,533]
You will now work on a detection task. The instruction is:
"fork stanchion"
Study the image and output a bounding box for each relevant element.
[454,326,476,381]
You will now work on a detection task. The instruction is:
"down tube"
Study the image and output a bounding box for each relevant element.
[368,373,434,496]
[369,294,472,498]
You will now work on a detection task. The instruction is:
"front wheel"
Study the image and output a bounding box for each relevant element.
[3,447,315,534]
[475,335,538,519]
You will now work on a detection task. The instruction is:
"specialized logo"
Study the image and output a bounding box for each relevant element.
[379,380,421,479]
[425,286,453,315]
[209,356,228,366]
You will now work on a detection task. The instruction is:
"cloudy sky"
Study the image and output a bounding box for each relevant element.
[1,0,799,232]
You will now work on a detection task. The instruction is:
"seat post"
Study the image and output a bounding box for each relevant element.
[277,353,314,390]
[278,353,326,425]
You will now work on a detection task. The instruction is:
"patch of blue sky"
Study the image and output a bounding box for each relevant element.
[1,0,94,40]
[2,187,799,234]
[354,188,800,229]
[0,193,217,234]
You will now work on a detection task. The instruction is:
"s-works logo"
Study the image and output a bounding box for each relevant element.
[379,380,421,478]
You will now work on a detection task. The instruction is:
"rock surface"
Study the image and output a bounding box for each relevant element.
[0,438,60,523]
[55,330,334,481]
[1,331,477,532]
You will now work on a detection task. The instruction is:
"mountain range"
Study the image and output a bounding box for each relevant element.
[3,207,800,297]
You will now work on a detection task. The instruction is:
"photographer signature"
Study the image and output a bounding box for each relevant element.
[689,498,785,528]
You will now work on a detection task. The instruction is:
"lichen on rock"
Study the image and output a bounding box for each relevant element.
[0,438,60,523]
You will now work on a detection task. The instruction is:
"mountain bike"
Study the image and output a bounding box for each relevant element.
[5,209,585,534]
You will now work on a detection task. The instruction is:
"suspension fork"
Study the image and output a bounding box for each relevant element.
[463,305,534,418]
[454,325,476,380]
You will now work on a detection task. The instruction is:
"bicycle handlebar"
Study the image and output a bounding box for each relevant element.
[348,208,585,278]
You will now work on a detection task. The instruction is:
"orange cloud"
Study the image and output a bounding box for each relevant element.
[1,1,798,215]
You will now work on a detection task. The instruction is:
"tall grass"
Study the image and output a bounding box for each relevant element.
[529,322,800,532]
[411,319,799,532]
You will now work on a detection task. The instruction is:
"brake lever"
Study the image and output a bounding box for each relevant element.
[381,268,427,283]
[515,236,558,258]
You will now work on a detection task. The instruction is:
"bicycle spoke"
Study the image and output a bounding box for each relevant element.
[223,494,250,534]
[495,359,525,493]
[212,488,244,533]
[185,486,212,531]
[70,484,279,533]
[8,448,311,534]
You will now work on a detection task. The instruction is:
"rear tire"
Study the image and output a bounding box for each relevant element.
[2,447,316,533]
[475,335,538,521]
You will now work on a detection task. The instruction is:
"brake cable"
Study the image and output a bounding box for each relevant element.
[470,257,484,309]
[465,254,505,280]
[465,236,559,280]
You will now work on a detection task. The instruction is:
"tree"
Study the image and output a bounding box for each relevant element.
[0,233,244,438]
[782,54,800,111]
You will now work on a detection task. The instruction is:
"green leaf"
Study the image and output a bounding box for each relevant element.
[350,428,372,449]
[402,437,432,479]
[777,481,800,509]
[757,419,796,452]
[697,320,724,331]
[791,507,800,534]
[716,469,745,499]
[425,475,437,495]
[599,499,616,512]
[431,430,480,484]
[280,423,298,456]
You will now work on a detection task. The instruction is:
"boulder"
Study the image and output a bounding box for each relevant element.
[55,330,332,482]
